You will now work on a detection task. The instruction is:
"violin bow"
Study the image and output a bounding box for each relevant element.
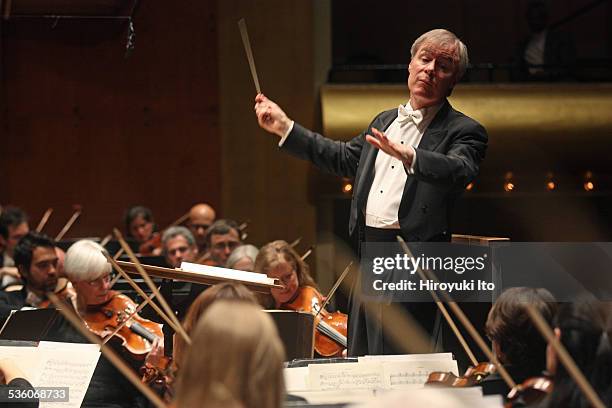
[169,211,190,227]
[315,261,352,320]
[238,219,249,241]
[46,292,168,408]
[100,234,112,247]
[397,236,516,388]
[113,228,191,344]
[396,237,479,367]
[55,206,82,241]
[104,253,187,342]
[300,245,314,261]
[526,305,606,408]
[195,251,211,264]
[35,208,53,233]
[342,262,433,353]
[100,289,160,346]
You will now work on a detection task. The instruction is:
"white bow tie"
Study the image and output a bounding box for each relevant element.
[397,104,424,126]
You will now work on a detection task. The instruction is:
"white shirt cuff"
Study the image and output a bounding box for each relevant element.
[405,146,417,174]
[278,121,295,147]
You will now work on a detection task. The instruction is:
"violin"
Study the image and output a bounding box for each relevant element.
[142,353,175,402]
[426,362,496,387]
[283,286,348,357]
[505,376,553,407]
[139,232,162,256]
[38,278,77,308]
[81,291,163,359]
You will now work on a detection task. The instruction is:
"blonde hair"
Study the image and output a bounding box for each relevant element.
[64,240,111,282]
[175,301,285,408]
[174,282,258,370]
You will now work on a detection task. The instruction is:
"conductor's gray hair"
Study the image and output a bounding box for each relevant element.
[410,29,469,79]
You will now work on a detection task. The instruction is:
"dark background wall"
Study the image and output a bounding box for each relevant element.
[331,0,612,65]
[0,1,221,237]
[1,0,611,252]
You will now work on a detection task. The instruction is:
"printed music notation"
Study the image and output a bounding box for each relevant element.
[305,356,459,391]
[388,370,430,386]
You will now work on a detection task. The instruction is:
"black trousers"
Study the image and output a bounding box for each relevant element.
[347,226,440,356]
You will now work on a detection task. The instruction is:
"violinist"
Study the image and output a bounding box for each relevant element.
[480,287,557,398]
[0,232,71,324]
[187,203,216,254]
[175,301,285,408]
[254,240,348,357]
[254,240,317,309]
[62,239,157,408]
[123,206,160,255]
[173,282,257,371]
[530,297,612,408]
[137,282,257,403]
[0,207,30,288]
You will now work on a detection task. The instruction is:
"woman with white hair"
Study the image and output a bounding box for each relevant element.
[61,239,161,407]
[225,244,259,271]
[64,239,162,347]
[64,240,115,312]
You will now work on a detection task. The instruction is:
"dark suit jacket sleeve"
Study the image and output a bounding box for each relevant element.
[279,111,389,179]
[412,117,488,189]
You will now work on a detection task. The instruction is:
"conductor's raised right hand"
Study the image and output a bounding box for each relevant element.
[254,94,293,138]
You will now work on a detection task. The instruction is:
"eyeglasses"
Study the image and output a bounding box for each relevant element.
[212,241,240,251]
[88,274,111,287]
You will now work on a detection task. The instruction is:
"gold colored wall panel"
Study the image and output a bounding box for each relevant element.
[322,83,612,139]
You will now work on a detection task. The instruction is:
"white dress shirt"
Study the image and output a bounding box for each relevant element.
[279,101,442,229]
[365,101,442,229]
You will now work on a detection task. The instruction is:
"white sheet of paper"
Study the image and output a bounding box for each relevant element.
[358,352,454,362]
[284,366,309,392]
[308,362,384,391]
[0,342,101,408]
[383,359,459,388]
[180,261,275,284]
[290,389,377,404]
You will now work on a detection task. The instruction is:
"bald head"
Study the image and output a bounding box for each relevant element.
[188,203,216,250]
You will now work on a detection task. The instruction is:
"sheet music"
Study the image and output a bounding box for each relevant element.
[0,342,100,408]
[359,352,454,362]
[352,388,502,408]
[37,350,99,408]
[383,359,459,388]
[308,362,384,390]
[284,366,309,392]
[180,261,275,284]
[290,389,377,404]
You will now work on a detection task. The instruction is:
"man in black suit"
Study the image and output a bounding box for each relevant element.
[254,29,488,355]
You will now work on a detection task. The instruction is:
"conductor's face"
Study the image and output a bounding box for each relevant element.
[408,42,458,109]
